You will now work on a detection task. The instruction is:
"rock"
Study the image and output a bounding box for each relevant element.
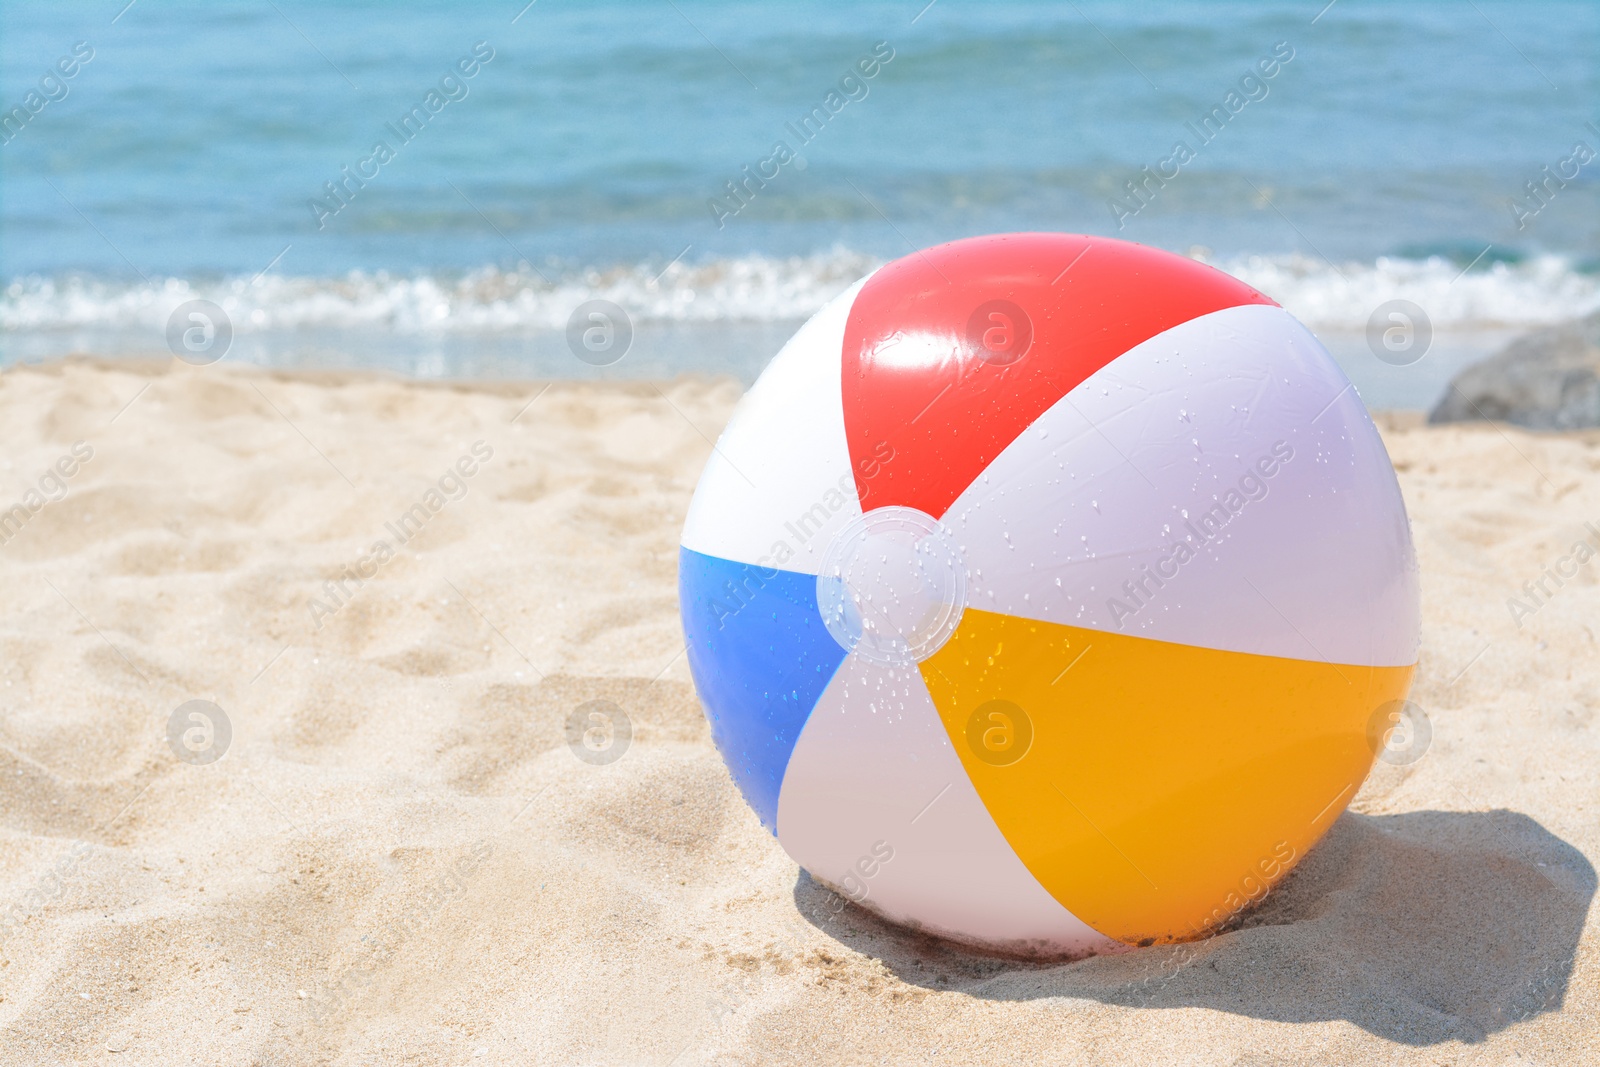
[1429,310,1600,429]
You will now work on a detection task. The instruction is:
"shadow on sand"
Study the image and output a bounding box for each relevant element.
[792,809,1594,1045]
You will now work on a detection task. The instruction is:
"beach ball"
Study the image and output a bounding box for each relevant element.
[679,233,1419,955]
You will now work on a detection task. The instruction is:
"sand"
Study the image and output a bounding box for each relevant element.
[0,357,1595,1066]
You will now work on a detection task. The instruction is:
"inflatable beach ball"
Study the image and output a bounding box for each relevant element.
[679,233,1419,955]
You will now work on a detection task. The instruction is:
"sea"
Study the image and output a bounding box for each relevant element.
[3,0,1598,409]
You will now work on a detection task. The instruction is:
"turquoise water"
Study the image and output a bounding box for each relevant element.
[2,0,1598,398]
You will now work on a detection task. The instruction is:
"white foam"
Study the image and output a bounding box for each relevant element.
[1212,252,1600,331]
[4,248,1596,336]
[0,248,879,333]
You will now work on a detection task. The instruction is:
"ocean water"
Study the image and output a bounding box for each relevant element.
[3,0,1598,406]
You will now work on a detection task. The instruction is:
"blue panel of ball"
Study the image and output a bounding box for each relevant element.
[678,547,848,834]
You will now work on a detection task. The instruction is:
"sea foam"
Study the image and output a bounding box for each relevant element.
[4,248,1596,337]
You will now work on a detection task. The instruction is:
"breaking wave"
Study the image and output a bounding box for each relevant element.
[5,247,1597,339]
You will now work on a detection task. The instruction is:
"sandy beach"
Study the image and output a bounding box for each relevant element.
[0,357,1595,1066]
